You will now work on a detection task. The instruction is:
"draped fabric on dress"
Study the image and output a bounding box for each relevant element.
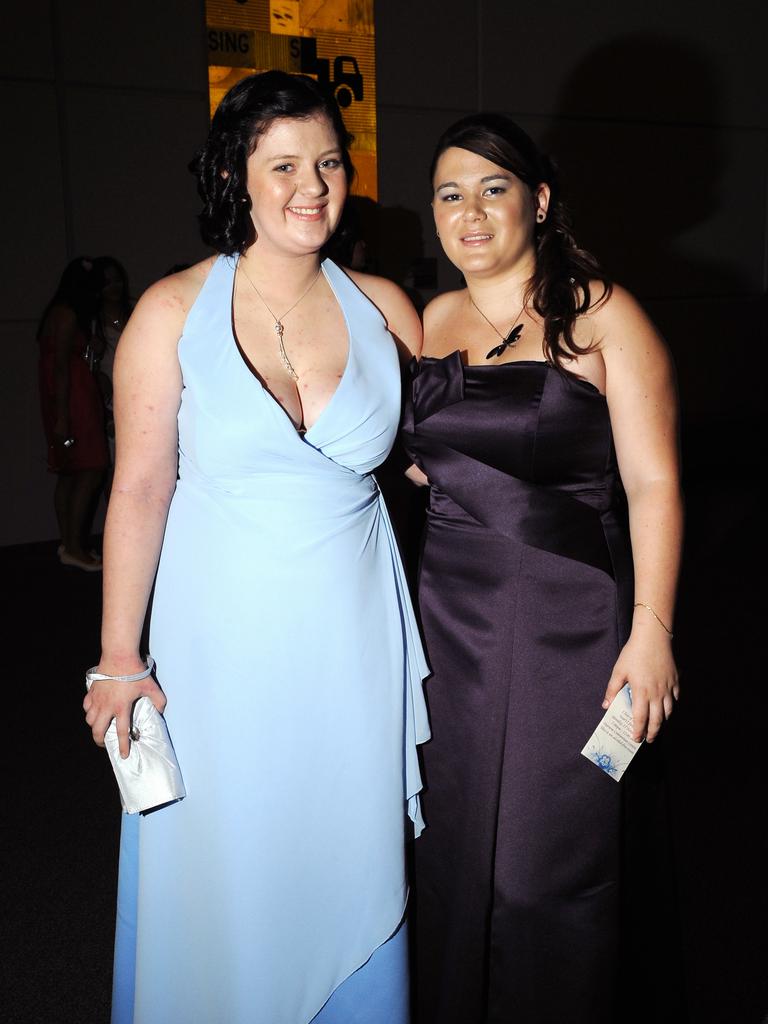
[111,257,430,1024]
[402,352,633,1024]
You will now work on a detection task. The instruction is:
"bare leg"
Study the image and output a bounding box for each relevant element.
[54,473,75,544]
[62,469,104,563]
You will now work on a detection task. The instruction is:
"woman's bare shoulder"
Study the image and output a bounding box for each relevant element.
[577,282,675,398]
[422,289,466,356]
[116,256,218,361]
[346,269,414,318]
[424,289,464,322]
[584,282,663,351]
[136,256,218,321]
[346,268,422,357]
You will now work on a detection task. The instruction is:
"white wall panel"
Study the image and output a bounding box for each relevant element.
[376,0,478,113]
[538,118,767,298]
[480,2,768,128]
[377,105,473,298]
[0,82,68,320]
[0,2,55,79]
[57,0,207,93]
[66,86,209,293]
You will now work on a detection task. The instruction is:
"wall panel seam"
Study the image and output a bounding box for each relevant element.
[377,102,767,134]
[0,74,207,100]
[51,0,73,259]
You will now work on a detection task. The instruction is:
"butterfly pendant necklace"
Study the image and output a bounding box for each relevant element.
[470,295,527,360]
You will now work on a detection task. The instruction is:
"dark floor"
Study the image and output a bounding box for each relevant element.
[4,541,119,1024]
[3,446,766,1023]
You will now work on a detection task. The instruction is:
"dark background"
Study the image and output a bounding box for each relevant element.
[2,1,766,1021]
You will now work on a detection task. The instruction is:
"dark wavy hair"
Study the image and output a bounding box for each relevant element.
[192,71,354,256]
[92,256,133,347]
[93,256,130,303]
[37,257,100,340]
[430,113,611,367]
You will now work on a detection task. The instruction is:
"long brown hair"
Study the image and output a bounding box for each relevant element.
[430,113,611,367]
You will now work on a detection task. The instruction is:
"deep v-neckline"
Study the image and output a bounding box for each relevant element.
[228,256,353,439]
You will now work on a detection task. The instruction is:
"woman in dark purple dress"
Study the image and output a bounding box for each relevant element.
[403,114,683,1023]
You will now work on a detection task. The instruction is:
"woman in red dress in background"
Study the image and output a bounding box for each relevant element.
[38,257,108,570]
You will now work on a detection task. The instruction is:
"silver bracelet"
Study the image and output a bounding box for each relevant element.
[85,656,155,685]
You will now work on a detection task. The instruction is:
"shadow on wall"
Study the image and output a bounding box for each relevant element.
[543,32,766,1024]
[326,195,428,312]
[541,31,751,299]
[541,31,766,448]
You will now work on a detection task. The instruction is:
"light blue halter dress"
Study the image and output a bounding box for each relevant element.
[111,256,430,1024]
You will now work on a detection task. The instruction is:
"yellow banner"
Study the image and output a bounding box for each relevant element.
[206,0,377,198]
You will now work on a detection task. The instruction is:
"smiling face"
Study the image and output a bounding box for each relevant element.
[244,113,348,257]
[432,146,549,280]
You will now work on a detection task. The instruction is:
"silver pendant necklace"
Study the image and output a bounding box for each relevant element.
[239,262,322,381]
[469,295,527,360]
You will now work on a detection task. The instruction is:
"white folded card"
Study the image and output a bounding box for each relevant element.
[581,683,643,781]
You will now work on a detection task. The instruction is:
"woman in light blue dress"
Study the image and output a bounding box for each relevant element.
[83,71,429,1024]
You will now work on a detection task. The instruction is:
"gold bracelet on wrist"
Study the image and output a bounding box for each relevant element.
[633,603,673,637]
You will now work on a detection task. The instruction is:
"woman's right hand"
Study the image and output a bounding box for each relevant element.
[52,425,74,466]
[405,463,429,487]
[83,667,167,759]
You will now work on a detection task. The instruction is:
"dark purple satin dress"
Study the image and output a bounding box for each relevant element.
[402,352,634,1024]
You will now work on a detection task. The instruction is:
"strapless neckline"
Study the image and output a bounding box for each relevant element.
[417,350,605,398]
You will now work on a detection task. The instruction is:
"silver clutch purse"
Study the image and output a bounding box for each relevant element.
[85,659,186,814]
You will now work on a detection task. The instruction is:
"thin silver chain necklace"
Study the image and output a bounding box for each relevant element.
[239,262,322,381]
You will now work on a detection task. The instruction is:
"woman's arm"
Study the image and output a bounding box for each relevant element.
[402,293,456,487]
[405,464,429,486]
[596,286,683,742]
[83,273,194,758]
[50,306,77,445]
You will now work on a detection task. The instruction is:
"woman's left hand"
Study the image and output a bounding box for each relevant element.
[602,625,680,743]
